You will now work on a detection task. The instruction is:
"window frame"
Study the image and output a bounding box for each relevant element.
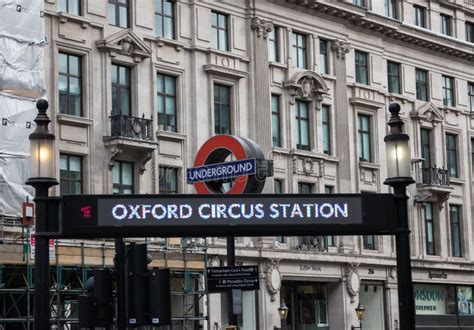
[442,75,455,107]
[414,5,426,28]
[449,204,462,258]
[353,0,365,7]
[469,82,474,113]
[271,94,281,147]
[59,52,82,117]
[156,73,177,132]
[415,68,429,101]
[385,0,397,19]
[467,22,474,43]
[321,104,331,155]
[424,202,436,255]
[445,133,459,178]
[440,14,452,36]
[292,31,307,69]
[159,166,179,194]
[211,11,229,52]
[357,114,372,162]
[319,39,329,75]
[213,83,232,134]
[355,50,369,85]
[420,128,432,168]
[363,235,376,250]
[295,100,310,151]
[155,0,175,39]
[268,27,279,63]
[298,182,314,194]
[59,153,83,195]
[387,61,401,94]
[108,0,129,28]
[112,161,134,194]
[111,64,132,116]
[58,0,81,15]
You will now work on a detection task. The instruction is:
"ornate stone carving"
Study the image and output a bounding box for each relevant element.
[107,146,123,170]
[284,71,329,106]
[264,259,281,301]
[208,256,221,267]
[96,29,152,62]
[292,156,323,177]
[389,266,397,280]
[344,263,360,303]
[250,17,273,39]
[331,40,351,59]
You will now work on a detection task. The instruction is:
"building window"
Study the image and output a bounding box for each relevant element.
[298,182,313,194]
[424,203,436,255]
[58,0,81,15]
[108,0,129,28]
[292,32,307,69]
[387,61,401,94]
[319,39,329,75]
[363,235,376,250]
[157,73,176,132]
[271,94,281,147]
[446,133,458,178]
[321,105,331,155]
[214,84,231,134]
[112,161,134,194]
[449,205,462,257]
[159,166,178,193]
[471,138,474,176]
[355,50,369,85]
[296,101,310,151]
[440,14,452,36]
[414,5,426,28]
[353,0,365,7]
[415,68,428,101]
[155,0,174,39]
[358,114,372,162]
[324,186,335,247]
[59,53,82,116]
[268,27,279,62]
[469,82,474,112]
[111,64,131,116]
[60,154,82,195]
[420,128,432,169]
[385,0,397,19]
[442,76,454,107]
[467,22,474,43]
[211,11,229,51]
[274,179,283,193]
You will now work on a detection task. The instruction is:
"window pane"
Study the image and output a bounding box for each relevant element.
[120,88,130,115]
[164,1,172,15]
[156,15,163,37]
[155,0,162,12]
[300,119,309,147]
[165,76,175,94]
[164,17,173,39]
[165,96,175,116]
[122,163,133,185]
[219,30,228,51]
[112,165,120,184]
[60,155,68,170]
[111,65,118,83]
[108,4,116,25]
[119,66,128,85]
[69,155,81,172]
[59,53,68,73]
[218,14,226,28]
[69,55,79,75]
[211,28,218,49]
[119,6,128,28]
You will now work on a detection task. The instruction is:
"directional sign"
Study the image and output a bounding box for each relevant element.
[207,266,259,293]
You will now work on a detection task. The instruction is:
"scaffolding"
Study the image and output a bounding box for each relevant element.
[0,218,209,329]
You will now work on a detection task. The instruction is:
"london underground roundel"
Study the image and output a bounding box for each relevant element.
[187,135,272,194]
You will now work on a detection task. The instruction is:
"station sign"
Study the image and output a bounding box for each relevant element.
[207,266,259,293]
[54,193,398,239]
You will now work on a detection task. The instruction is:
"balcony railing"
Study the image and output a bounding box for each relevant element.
[420,167,450,187]
[110,115,153,141]
[296,236,332,252]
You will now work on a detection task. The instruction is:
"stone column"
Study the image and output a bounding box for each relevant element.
[331,40,355,253]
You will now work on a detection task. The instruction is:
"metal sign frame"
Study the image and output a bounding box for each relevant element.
[40,193,400,239]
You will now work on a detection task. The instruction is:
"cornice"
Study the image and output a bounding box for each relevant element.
[279,0,474,61]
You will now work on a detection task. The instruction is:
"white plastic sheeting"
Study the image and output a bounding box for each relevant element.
[0,0,45,217]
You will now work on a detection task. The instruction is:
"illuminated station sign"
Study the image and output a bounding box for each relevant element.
[58,193,397,238]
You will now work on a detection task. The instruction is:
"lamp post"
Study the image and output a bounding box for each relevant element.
[278,299,289,329]
[351,303,365,329]
[25,99,58,329]
[384,103,415,330]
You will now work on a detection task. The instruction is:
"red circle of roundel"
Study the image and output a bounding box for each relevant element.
[193,135,249,194]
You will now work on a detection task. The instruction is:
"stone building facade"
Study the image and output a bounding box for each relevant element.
[27,0,474,328]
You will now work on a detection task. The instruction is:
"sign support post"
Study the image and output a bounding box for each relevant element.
[114,238,126,330]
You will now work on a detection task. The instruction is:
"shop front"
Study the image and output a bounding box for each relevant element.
[414,283,474,329]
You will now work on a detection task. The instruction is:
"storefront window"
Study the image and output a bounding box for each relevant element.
[457,286,474,315]
[281,282,329,329]
[414,284,457,315]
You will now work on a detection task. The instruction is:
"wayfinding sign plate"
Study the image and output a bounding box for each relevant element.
[207,266,259,293]
[56,193,398,238]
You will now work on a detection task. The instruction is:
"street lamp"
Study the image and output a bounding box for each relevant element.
[384,103,415,330]
[278,299,289,328]
[25,99,58,329]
